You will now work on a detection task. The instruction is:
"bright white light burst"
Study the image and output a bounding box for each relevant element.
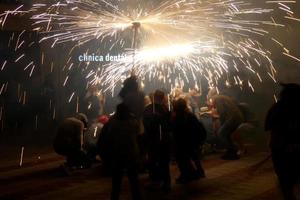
[1,0,299,92]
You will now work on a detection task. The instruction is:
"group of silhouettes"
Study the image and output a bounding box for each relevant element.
[97,76,207,199]
[53,76,300,200]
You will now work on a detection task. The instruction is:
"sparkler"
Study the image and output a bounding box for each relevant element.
[0,0,299,94]
[131,21,141,73]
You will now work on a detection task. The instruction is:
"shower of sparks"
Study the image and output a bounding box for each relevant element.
[0,0,299,93]
[99,38,278,91]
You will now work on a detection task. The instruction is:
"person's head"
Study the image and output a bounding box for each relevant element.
[115,103,131,120]
[173,98,188,114]
[75,113,88,128]
[154,90,165,104]
[280,83,300,103]
[144,95,151,107]
[119,75,139,99]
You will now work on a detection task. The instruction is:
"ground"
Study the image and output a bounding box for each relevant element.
[1,143,300,200]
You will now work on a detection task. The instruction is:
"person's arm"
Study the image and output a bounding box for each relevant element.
[211,107,220,119]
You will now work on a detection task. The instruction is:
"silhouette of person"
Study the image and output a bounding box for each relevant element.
[53,113,91,169]
[172,98,206,184]
[98,103,142,200]
[265,83,300,200]
[143,90,172,191]
[210,95,244,160]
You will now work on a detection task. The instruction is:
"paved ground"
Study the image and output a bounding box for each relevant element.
[1,147,300,200]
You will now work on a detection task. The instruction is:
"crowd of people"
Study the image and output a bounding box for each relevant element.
[53,76,300,200]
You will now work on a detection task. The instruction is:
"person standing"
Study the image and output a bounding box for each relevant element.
[98,103,142,200]
[143,90,172,191]
[119,75,145,122]
[265,83,300,200]
[172,98,206,184]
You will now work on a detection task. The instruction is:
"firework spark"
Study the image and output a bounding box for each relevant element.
[0,0,299,93]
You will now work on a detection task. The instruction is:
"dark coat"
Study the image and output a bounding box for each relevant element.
[122,91,145,119]
[53,117,84,155]
[172,112,206,151]
[265,96,300,186]
[266,101,300,149]
[143,103,171,155]
[212,95,244,126]
[97,114,140,169]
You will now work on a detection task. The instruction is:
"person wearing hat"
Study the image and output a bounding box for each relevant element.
[53,113,91,169]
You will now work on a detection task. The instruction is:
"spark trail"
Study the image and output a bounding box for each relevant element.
[0,0,299,92]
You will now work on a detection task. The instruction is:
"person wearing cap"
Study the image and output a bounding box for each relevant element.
[53,113,91,169]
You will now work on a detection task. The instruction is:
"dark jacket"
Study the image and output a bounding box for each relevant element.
[53,117,84,155]
[265,85,300,185]
[266,101,300,150]
[172,112,206,151]
[97,107,140,168]
[143,103,171,154]
[212,95,244,126]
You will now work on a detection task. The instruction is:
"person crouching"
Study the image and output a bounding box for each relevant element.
[53,113,91,169]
